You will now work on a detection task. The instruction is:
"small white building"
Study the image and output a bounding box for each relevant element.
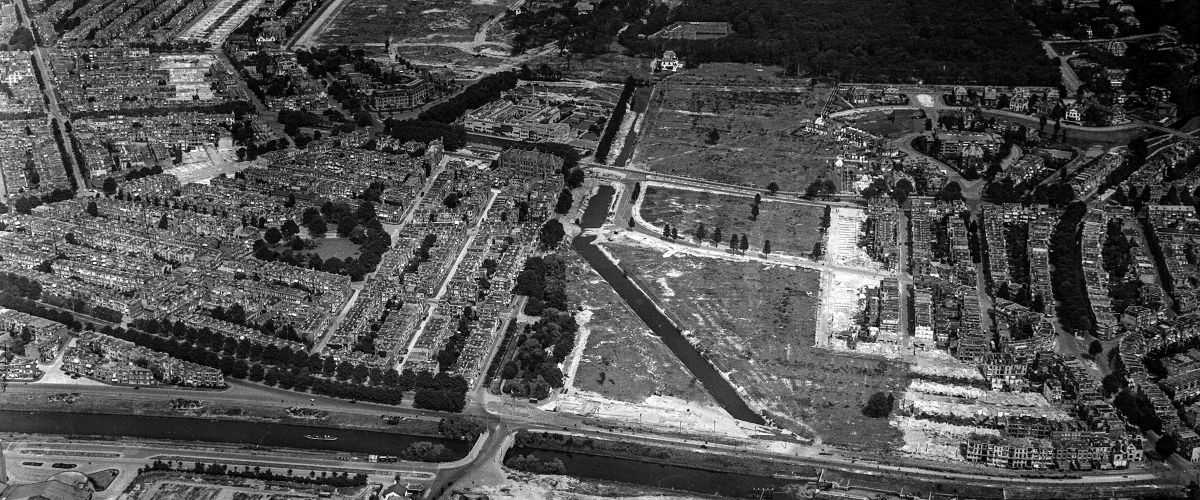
[652,50,684,72]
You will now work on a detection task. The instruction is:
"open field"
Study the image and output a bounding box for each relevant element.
[638,185,825,256]
[316,0,505,46]
[632,83,839,191]
[604,240,910,451]
[392,44,509,73]
[566,251,713,404]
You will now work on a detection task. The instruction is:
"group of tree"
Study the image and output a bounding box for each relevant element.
[11,188,74,215]
[141,460,368,487]
[516,63,563,81]
[506,0,652,57]
[803,179,839,199]
[1112,388,1162,434]
[500,308,577,400]
[513,254,569,316]
[419,71,519,123]
[435,308,476,372]
[749,192,762,220]
[0,289,84,333]
[726,233,750,252]
[538,219,566,249]
[554,188,574,215]
[593,77,636,164]
[116,318,468,410]
[1101,217,1147,314]
[399,441,458,462]
[505,454,567,474]
[619,0,1057,85]
[660,223,680,240]
[933,181,964,203]
[1048,202,1095,334]
[383,119,468,151]
[861,391,895,418]
[4,27,35,51]
[256,201,392,281]
[438,415,486,442]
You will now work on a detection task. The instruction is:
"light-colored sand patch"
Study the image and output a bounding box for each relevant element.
[552,391,766,439]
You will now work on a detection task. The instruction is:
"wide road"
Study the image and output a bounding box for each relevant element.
[14,0,88,193]
[4,369,1180,496]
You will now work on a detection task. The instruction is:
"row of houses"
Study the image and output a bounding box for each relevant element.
[62,331,225,387]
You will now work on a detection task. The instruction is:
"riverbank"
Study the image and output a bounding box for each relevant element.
[510,431,813,479]
[0,409,472,458]
[0,391,443,437]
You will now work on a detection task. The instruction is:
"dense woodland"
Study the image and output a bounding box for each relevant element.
[616,0,1059,85]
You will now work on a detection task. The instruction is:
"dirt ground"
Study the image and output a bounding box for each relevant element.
[317,0,506,46]
[632,83,839,191]
[566,252,713,404]
[638,185,825,256]
[604,241,910,452]
[123,472,369,500]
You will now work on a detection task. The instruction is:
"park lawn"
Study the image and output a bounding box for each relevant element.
[605,241,910,452]
[566,252,714,405]
[639,186,825,256]
[633,83,836,191]
[312,237,361,260]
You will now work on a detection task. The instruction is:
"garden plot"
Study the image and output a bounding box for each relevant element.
[565,251,714,405]
[638,184,826,256]
[632,85,839,191]
[603,239,911,452]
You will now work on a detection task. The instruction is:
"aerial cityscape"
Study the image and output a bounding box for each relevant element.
[0,0,1199,498]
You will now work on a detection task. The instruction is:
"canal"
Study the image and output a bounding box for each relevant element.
[571,186,763,424]
[0,410,470,459]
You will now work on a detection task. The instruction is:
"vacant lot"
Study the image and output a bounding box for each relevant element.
[567,252,713,404]
[639,186,825,255]
[317,0,505,46]
[633,84,838,191]
[605,241,910,451]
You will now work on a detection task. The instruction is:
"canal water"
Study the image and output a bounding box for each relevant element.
[506,446,809,498]
[571,186,764,424]
[0,410,470,459]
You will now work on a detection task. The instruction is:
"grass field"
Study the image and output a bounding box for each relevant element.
[633,83,839,191]
[846,110,928,138]
[316,0,505,46]
[566,252,713,404]
[638,186,825,255]
[312,237,361,260]
[527,52,654,83]
[605,241,910,451]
